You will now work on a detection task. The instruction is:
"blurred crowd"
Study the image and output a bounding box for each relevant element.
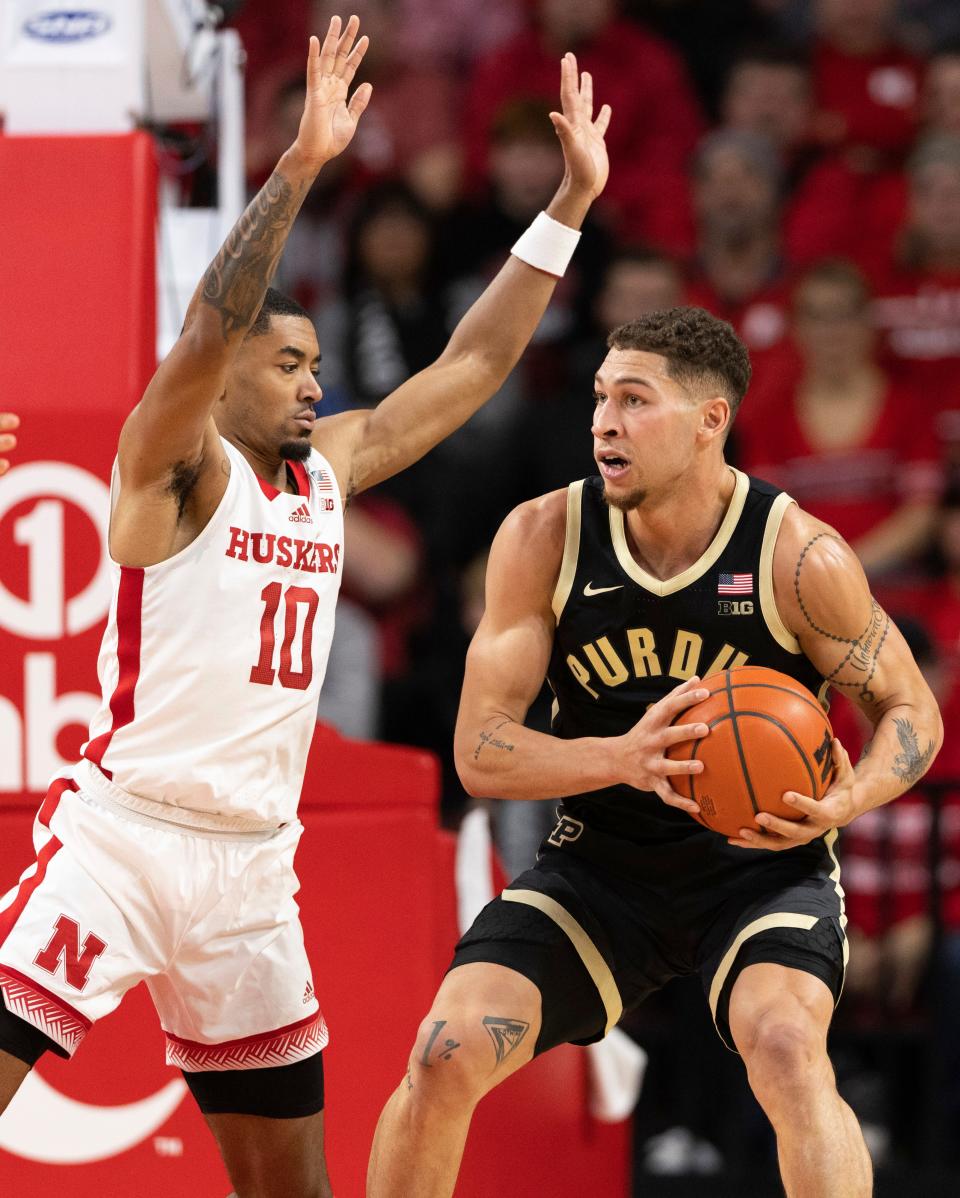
[186,0,960,1179]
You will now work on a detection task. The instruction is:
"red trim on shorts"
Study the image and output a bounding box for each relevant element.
[83,566,144,779]
[0,964,91,1055]
[164,1010,329,1072]
[37,777,77,831]
[0,835,64,948]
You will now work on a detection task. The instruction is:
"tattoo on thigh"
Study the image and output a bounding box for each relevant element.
[482,1016,530,1067]
[891,717,935,785]
[419,1019,462,1066]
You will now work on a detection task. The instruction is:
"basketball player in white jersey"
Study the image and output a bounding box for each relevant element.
[0,16,611,1196]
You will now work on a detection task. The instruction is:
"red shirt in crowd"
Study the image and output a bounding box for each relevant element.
[868,266,960,434]
[813,39,922,156]
[463,19,702,247]
[737,374,942,544]
[685,273,794,383]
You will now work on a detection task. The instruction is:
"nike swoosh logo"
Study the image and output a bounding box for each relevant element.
[583,582,624,597]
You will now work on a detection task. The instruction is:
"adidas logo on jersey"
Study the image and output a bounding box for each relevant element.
[289,503,313,524]
[303,979,315,1005]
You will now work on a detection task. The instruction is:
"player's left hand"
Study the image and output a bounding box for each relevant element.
[727,738,859,851]
[0,411,19,476]
[550,52,612,200]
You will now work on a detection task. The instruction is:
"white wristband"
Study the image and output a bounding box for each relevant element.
[511,211,582,278]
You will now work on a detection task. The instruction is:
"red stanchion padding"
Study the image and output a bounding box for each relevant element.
[0,133,157,811]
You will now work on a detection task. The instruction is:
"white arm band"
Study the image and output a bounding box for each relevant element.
[511,211,582,278]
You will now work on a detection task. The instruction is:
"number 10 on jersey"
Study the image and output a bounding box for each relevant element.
[250,582,320,691]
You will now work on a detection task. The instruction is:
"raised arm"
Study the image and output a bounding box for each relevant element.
[315,54,612,499]
[0,412,18,476]
[454,493,710,804]
[728,505,944,851]
[118,17,371,496]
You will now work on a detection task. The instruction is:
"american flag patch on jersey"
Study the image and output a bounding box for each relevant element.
[310,468,334,492]
[718,572,753,595]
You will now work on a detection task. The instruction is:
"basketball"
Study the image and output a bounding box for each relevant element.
[666,667,835,839]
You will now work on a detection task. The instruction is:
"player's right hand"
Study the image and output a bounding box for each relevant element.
[0,412,19,476]
[613,676,709,815]
[293,16,372,170]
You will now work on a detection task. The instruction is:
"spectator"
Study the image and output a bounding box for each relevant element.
[720,42,864,266]
[440,98,612,355]
[722,42,816,159]
[925,39,960,135]
[463,0,703,246]
[738,259,941,575]
[626,0,778,117]
[867,133,960,451]
[685,129,792,367]
[812,0,923,162]
[314,0,464,211]
[394,0,525,70]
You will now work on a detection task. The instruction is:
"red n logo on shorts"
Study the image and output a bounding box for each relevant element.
[33,915,107,991]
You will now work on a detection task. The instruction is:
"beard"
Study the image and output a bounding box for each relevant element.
[279,436,313,463]
[602,482,647,512]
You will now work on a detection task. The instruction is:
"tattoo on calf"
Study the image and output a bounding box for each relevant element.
[794,536,889,704]
[891,717,935,785]
[419,1019,462,1066]
[482,1016,530,1067]
[201,170,306,342]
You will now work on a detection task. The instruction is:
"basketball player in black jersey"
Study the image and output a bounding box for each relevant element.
[367,308,943,1198]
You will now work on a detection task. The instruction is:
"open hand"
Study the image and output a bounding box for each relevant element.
[613,676,710,813]
[728,738,859,851]
[551,52,612,200]
[0,412,19,476]
[294,16,372,169]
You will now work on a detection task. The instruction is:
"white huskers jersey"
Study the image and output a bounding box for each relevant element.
[76,437,344,829]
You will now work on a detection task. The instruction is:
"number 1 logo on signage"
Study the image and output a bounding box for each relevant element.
[249,583,320,691]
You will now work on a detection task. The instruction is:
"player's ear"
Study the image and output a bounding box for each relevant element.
[700,396,729,442]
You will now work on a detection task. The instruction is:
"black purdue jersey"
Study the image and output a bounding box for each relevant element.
[546,469,827,847]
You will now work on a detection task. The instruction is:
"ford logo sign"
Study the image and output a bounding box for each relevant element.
[23,10,112,42]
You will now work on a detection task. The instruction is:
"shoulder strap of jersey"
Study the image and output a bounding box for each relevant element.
[551,479,586,620]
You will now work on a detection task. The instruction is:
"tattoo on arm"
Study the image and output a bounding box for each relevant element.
[419,1019,461,1066]
[891,717,935,785]
[473,717,516,761]
[794,535,889,704]
[482,1016,530,1067]
[200,169,308,342]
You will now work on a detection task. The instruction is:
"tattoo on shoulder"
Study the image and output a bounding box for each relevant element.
[891,717,935,785]
[200,169,306,342]
[794,536,889,705]
[482,1016,530,1067]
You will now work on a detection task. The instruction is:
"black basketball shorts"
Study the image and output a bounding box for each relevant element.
[450,830,847,1055]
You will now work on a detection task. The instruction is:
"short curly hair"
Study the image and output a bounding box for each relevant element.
[607,307,752,421]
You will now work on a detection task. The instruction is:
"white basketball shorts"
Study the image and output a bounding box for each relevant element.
[0,778,328,1071]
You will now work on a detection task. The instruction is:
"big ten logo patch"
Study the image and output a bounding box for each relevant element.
[0,462,111,792]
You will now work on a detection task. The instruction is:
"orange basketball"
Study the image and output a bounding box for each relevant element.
[666,666,835,839]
